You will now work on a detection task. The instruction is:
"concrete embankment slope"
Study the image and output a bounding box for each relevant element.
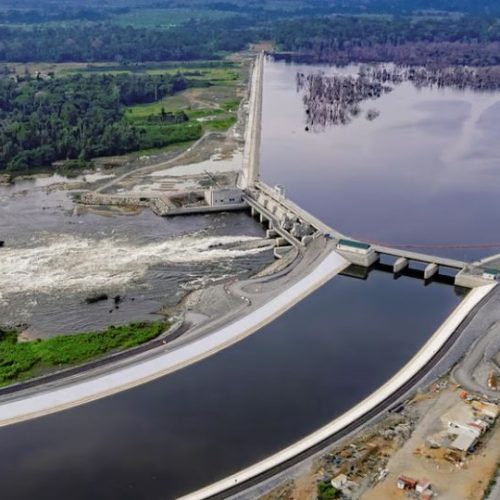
[0,251,348,428]
[180,282,496,500]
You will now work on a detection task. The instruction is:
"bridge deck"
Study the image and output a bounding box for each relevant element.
[372,245,466,269]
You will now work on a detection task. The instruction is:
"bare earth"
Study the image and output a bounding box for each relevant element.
[364,386,500,500]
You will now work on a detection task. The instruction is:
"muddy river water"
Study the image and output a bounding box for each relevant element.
[0,57,498,498]
[0,176,273,335]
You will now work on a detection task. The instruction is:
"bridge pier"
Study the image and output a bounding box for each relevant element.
[393,257,409,274]
[424,263,439,280]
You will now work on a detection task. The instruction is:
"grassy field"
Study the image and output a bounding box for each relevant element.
[0,321,169,387]
[204,116,237,130]
[124,64,243,138]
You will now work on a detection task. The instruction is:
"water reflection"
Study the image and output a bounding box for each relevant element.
[0,268,460,499]
[261,57,500,261]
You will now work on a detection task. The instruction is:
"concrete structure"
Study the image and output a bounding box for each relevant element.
[238,52,264,189]
[393,257,409,273]
[482,268,499,281]
[274,184,286,198]
[179,283,495,500]
[424,263,439,280]
[204,187,244,206]
[336,239,379,267]
[440,403,477,433]
[451,431,478,452]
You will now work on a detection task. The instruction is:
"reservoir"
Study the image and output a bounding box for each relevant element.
[261,57,500,261]
[0,57,493,498]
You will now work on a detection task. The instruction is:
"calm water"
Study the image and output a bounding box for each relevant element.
[261,58,500,261]
[0,269,460,499]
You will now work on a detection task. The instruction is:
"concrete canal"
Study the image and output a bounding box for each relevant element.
[0,268,461,499]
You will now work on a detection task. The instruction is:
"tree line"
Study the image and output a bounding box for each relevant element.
[2,15,500,66]
[273,15,500,66]
[0,20,254,63]
[0,72,194,171]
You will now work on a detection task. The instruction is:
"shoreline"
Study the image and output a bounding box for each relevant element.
[0,238,348,427]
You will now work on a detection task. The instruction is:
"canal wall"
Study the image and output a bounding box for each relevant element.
[0,249,348,428]
[180,282,496,500]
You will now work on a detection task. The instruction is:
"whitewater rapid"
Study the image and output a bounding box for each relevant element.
[0,233,271,306]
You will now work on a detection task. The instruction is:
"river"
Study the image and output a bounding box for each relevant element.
[0,176,273,335]
[0,57,496,498]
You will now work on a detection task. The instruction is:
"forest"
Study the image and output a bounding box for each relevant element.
[0,21,255,63]
[4,0,500,20]
[3,1,500,171]
[273,16,500,66]
[0,72,202,171]
[2,14,500,65]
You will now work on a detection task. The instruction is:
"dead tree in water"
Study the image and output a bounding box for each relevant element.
[297,71,391,130]
[297,64,500,131]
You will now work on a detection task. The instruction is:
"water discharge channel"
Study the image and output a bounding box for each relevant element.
[0,56,498,498]
[0,268,461,499]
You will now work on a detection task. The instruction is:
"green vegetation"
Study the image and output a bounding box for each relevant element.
[317,480,340,500]
[0,321,169,386]
[221,98,241,112]
[0,55,242,172]
[134,121,202,151]
[484,461,500,498]
[204,116,237,131]
[186,108,225,119]
[0,72,193,171]
[112,8,235,27]
[0,21,254,63]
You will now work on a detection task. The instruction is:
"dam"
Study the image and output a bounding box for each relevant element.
[0,51,498,500]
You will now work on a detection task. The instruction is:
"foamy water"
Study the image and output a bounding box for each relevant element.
[0,233,271,305]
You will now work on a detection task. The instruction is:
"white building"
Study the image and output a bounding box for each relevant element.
[204,188,244,206]
[482,269,498,281]
[336,239,372,255]
[331,474,348,490]
[451,431,478,452]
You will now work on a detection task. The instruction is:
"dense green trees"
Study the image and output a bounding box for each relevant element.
[0,72,194,171]
[0,21,254,63]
